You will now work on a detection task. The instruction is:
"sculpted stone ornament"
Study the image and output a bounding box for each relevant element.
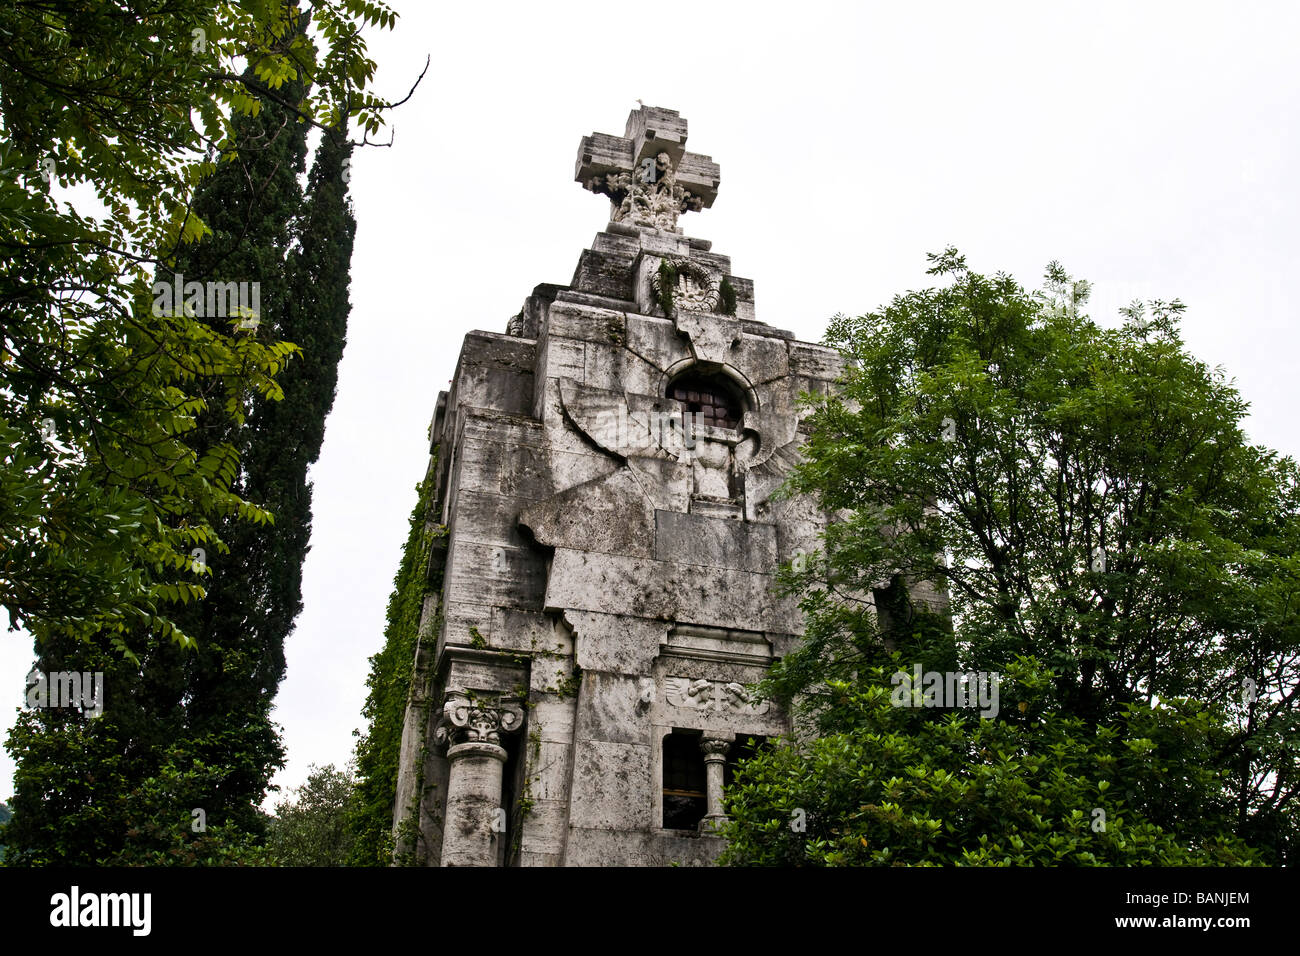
[664,676,771,715]
[433,691,524,747]
[575,106,720,232]
[586,152,703,231]
[699,737,732,759]
[650,257,721,315]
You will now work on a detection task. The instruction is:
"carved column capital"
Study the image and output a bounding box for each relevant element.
[433,691,524,748]
[699,736,732,762]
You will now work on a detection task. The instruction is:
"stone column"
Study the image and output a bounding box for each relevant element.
[699,735,733,833]
[433,692,523,867]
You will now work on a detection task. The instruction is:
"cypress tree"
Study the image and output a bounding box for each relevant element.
[180,123,356,838]
[4,83,309,861]
[167,72,312,842]
[5,80,358,863]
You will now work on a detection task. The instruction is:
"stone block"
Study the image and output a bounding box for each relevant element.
[625,106,688,167]
[653,509,777,574]
[519,469,656,559]
[454,435,551,502]
[444,538,546,611]
[575,131,633,180]
[439,600,494,654]
[567,740,652,830]
[562,828,653,867]
[544,300,628,346]
[626,457,691,513]
[487,607,561,655]
[527,740,576,803]
[537,334,587,386]
[591,230,640,258]
[529,693,577,746]
[635,231,691,258]
[626,314,690,373]
[645,830,725,867]
[443,653,527,697]
[518,798,570,857]
[585,342,663,397]
[565,609,665,676]
[543,447,620,496]
[450,489,535,551]
[570,248,635,300]
[543,548,802,634]
[735,333,790,385]
[573,671,650,745]
[675,309,745,365]
[789,341,846,381]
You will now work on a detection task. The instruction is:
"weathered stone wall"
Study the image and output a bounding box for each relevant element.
[394,214,849,866]
[394,106,862,867]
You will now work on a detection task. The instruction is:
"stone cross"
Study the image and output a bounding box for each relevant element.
[575,105,721,232]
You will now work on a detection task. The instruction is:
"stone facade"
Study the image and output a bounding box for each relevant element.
[393,106,847,866]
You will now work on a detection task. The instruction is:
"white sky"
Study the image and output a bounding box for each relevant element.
[3,0,1298,811]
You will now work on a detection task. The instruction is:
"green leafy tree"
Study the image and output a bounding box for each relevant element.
[268,763,356,866]
[738,251,1298,864]
[0,0,397,652]
[721,661,1258,866]
[1,0,402,864]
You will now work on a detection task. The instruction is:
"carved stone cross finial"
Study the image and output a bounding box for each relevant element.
[575,106,721,232]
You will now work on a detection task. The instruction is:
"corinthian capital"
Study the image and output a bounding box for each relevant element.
[433,691,524,747]
[700,736,732,760]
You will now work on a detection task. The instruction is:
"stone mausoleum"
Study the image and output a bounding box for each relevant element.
[393,105,847,866]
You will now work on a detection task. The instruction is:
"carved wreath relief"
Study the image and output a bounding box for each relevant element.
[649,257,722,315]
[663,676,770,715]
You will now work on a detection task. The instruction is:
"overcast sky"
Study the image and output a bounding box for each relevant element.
[3,0,1298,808]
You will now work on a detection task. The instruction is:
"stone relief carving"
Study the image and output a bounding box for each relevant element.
[663,676,770,715]
[584,151,704,231]
[650,257,720,315]
[433,691,524,747]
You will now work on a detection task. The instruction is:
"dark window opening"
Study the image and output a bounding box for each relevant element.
[661,731,770,831]
[662,730,706,830]
[668,372,743,430]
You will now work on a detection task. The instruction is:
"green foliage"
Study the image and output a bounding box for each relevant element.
[268,763,356,866]
[0,800,10,862]
[656,259,678,317]
[346,478,439,866]
[720,662,1259,866]
[719,276,738,317]
[741,250,1299,864]
[2,643,272,866]
[1,0,398,865]
[0,0,397,653]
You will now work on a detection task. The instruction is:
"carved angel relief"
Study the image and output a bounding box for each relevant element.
[663,676,770,715]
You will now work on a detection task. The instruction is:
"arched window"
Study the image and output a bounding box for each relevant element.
[667,371,744,430]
